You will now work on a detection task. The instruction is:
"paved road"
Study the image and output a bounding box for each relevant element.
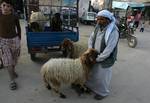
[0,20,150,103]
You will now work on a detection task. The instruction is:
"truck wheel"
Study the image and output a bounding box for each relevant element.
[83,20,87,24]
[127,36,137,48]
[30,53,36,61]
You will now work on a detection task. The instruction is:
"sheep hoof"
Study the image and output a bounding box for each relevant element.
[46,85,51,90]
[71,84,84,96]
[77,90,84,97]
[78,93,82,96]
[60,93,66,99]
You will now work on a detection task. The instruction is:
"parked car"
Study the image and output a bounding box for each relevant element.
[80,11,96,25]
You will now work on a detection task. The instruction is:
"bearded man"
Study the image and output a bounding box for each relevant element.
[86,9,119,100]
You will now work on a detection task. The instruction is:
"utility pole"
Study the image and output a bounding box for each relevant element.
[77,0,79,26]
[103,0,113,11]
[77,0,79,20]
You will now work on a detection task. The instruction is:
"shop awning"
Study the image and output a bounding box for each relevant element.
[112,1,145,9]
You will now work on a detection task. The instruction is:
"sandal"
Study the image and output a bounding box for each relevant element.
[9,81,17,90]
[94,94,106,100]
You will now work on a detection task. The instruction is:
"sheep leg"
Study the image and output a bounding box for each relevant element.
[50,79,66,98]
[44,80,51,90]
[59,93,66,98]
[78,84,92,94]
[43,77,51,90]
[80,84,87,92]
[46,84,51,90]
[71,84,83,96]
[77,84,86,96]
[72,81,85,96]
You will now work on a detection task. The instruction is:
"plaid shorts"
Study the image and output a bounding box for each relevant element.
[0,36,21,67]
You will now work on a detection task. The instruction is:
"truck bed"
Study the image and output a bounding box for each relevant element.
[26,27,79,53]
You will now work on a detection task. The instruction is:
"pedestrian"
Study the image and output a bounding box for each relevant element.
[128,20,135,34]
[0,0,21,90]
[140,22,145,32]
[85,10,119,100]
[134,10,142,28]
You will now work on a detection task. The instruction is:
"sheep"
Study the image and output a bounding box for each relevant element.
[50,13,62,31]
[40,48,98,98]
[60,38,94,94]
[60,38,88,58]
[29,22,43,32]
[30,11,47,23]
[29,11,48,32]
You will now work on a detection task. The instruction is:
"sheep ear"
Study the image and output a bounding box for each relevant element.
[85,54,93,65]
[89,57,94,62]
[90,49,98,58]
[68,45,72,50]
[80,54,87,64]
[90,55,96,64]
[88,49,98,64]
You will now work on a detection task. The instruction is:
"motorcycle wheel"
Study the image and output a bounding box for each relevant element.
[127,36,137,48]
[131,29,134,35]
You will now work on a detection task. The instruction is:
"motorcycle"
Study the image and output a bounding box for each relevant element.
[118,17,137,48]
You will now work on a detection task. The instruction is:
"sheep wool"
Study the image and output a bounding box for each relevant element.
[72,41,88,58]
[41,58,86,85]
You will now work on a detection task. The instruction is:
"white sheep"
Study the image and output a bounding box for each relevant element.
[29,11,48,31]
[60,37,88,58]
[40,48,98,98]
[30,11,47,23]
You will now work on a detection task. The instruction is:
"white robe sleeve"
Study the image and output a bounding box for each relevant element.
[88,32,94,48]
[96,29,119,62]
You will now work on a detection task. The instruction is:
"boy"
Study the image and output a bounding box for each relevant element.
[0,0,21,90]
[140,22,145,32]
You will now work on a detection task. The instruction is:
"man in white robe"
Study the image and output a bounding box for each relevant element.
[86,9,119,100]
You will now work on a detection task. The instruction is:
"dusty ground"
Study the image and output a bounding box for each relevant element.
[0,20,150,103]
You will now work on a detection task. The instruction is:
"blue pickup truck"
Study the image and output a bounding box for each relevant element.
[26,26,79,61]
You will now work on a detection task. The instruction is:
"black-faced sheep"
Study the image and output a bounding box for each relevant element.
[60,38,88,58]
[50,13,62,31]
[40,48,98,98]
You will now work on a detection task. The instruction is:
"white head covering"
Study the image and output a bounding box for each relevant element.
[96,10,118,44]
